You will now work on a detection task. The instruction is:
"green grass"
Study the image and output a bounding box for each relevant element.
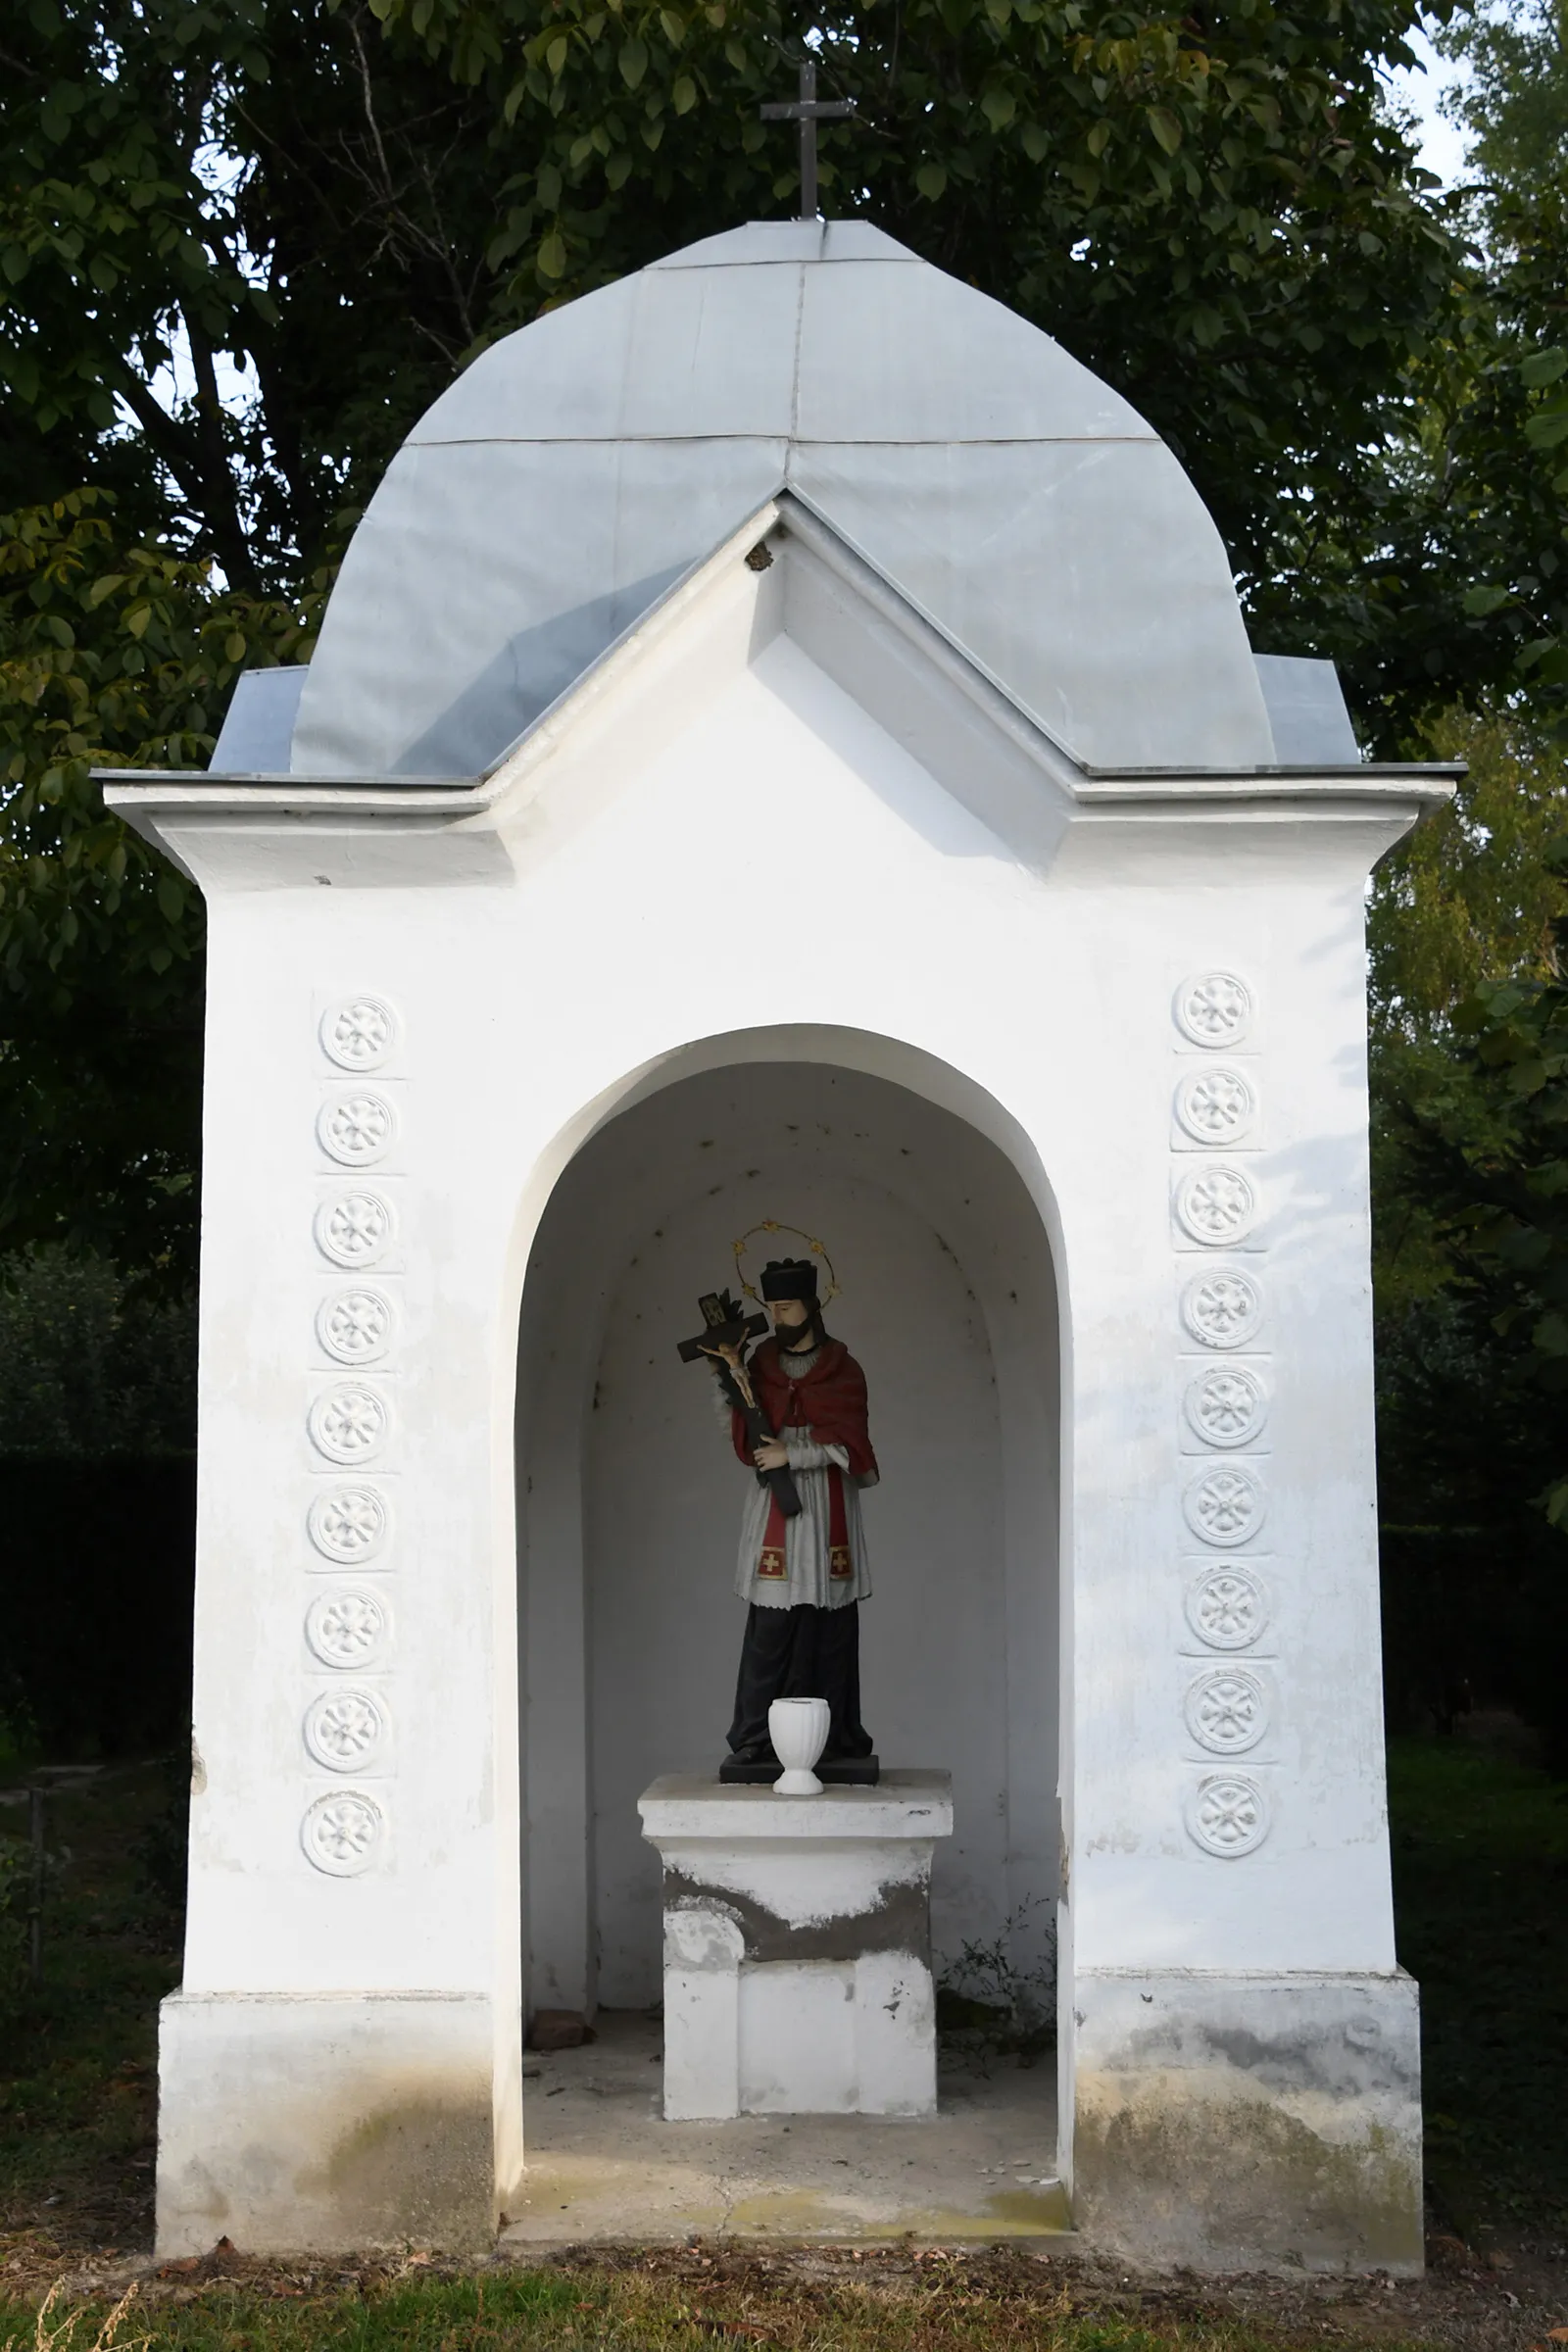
[0,2258,1386,2352]
[1388,1733,1568,2239]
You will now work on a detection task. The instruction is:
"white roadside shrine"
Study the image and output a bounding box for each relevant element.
[102,219,1455,2274]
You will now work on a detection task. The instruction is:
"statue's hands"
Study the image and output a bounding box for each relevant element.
[754,1440,788,1472]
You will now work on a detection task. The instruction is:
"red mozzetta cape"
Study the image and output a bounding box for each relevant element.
[730,1338,878,1481]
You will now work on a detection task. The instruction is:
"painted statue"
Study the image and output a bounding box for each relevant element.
[700,1255,879,1778]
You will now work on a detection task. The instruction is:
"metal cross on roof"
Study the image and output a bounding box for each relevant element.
[760,59,857,221]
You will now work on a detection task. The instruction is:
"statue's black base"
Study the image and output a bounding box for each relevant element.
[717,1754,880,1786]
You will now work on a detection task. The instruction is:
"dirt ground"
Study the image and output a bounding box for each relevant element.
[0,2231,1564,2351]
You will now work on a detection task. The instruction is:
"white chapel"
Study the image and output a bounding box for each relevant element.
[103,219,1454,2271]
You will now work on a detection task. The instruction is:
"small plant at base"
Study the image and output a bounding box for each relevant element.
[937,1896,1055,2062]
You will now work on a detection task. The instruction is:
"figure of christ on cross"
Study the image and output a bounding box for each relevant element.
[760,59,857,222]
[703,1256,879,1782]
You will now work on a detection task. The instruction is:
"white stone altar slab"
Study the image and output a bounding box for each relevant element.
[638,1770,952,2123]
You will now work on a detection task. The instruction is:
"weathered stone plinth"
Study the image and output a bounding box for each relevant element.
[638,1771,952,2122]
[1070,1968,1424,2273]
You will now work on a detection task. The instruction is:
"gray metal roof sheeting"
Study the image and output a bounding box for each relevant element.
[286,219,1278,781]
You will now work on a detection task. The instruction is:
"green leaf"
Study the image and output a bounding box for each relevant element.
[672,73,697,113]
[1520,347,1568,388]
[915,160,948,200]
[545,32,568,74]
[536,228,567,278]
[619,35,648,87]
[123,603,152,638]
[1524,405,1568,451]
[1461,585,1511,617]
[1148,106,1182,154]
[980,84,1016,130]
[156,873,185,924]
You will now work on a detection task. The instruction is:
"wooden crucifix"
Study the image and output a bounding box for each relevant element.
[760,59,857,221]
[677,1287,802,1517]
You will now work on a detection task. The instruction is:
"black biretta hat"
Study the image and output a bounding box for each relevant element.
[760,1257,819,1303]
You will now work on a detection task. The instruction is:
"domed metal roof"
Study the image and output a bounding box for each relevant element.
[287,219,1276,779]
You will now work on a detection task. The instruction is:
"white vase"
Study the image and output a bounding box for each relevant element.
[768,1696,831,1796]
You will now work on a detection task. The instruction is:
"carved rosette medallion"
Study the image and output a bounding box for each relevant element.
[303,1687,388,1772]
[301,1789,385,1876]
[1184,1364,1267,1448]
[315,1192,394,1268]
[1185,1563,1268,1651]
[1181,1268,1262,1349]
[1175,971,1253,1050]
[1175,1164,1256,1248]
[1186,1773,1269,1858]
[1184,1665,1268,1753]
[308,1485,388,1563]
[306,1589,391,1670]
[318,1092,397,1166]
[317,1288,394,1366]
[308,1383,390,1464]
[320,997,397,1072]
[1174,1066,1255,1147]
[1182,1462,1266,1547]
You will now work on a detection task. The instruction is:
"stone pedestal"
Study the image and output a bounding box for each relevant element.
[638,1771,952,2121]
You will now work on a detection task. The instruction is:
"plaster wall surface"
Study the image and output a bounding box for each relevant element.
[117,539,1424,2261]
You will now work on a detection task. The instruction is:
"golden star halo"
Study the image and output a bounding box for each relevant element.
[732,1221,841,1306]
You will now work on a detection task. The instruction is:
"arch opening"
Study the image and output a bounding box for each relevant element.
[514,1043,1061,2029]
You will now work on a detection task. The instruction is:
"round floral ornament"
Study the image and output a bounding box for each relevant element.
[320,997,398,1072]
[315,1192,394,1269]
[1183,1462,1267,1547]
[317,1288,394,1365]
[318,1092,397,1166]
[1185,1666,1268,1754]
[1175,1164,1256,1248]
[309,1383,390,1465]
[301,1789,385,1877]
[1185,1563,1268,1651]
[1186,1773,1269,1858]
[1174,1066,1255,1146]
[1175,971,1253,1050]
[1181,1268,1263,1349]
[306,1588,391,1670]
[308,1485,389,1563]
[1184,1364,1267,1448]
[303,1687,388,1772]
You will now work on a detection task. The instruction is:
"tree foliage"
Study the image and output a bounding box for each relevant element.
[2,0,1464,631]
[1378,849,1568,1533]
[0,489,318,1282]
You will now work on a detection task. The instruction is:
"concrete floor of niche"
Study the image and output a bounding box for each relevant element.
[501,2009,1070,2248]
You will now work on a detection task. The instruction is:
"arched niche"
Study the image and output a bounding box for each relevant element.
[514,1032,1062,2024]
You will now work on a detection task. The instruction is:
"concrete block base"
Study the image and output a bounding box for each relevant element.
[639,1771,953,2121]
[156,1990,518,2256]
[1070,1969,1423,2274]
